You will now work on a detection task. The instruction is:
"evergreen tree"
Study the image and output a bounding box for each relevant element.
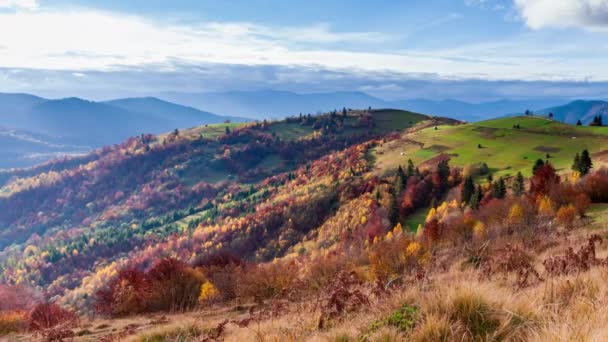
[532,158,545,175]
[225,126,231,134]
[580,149,593,175]
[396,165,407,190]
[437,159,450,183]
[513,172,525,196]
[406,159,415,177]
[590,115,604,127]
[342,107,347,117]
[470,185,482,210]
[491,177,507,199]
[461,176,475,204]
[576,119,582,126]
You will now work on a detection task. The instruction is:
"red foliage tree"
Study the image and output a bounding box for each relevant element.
[95,268,150,317]
[530,163,560,195]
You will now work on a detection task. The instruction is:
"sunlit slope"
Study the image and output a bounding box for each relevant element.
[374,116,608,177]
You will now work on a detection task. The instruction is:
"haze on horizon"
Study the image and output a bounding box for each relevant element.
[2,0,608,101]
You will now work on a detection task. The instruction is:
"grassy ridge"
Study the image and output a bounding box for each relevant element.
[375,116,608,178]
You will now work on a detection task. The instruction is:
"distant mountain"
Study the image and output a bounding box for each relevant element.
[390,98,567,122]
[104,97,247,128]
[160,90,566,122]
[535,100,608,125]
[160,90,387,119]
[21,97,172,145]
[0,93,243,169]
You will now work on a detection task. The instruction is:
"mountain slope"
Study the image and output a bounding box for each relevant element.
[536,100,608,125]
[0,93,242,169]
[104,97,248,127]
[0,109,434,302]
[0,110,608,336]
[24,97,172,145]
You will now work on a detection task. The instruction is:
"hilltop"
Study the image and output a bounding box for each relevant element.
[374,115,608,179]
[2,110,608,340]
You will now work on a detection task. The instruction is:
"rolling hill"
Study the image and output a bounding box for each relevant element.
[3,109,608,340]
[374,115,608,179]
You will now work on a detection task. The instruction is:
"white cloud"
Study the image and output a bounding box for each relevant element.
[0,10,391,71]
[514,0,608,30]
[0,0,37,10]
[1,7,608,83]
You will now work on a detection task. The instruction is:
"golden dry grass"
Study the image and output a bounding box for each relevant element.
[10,217,608,341]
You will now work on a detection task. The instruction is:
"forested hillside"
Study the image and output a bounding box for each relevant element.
[3,109,608,341]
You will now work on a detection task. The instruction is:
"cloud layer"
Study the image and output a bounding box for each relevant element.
[515,0,608,30]
[0,6,607,83]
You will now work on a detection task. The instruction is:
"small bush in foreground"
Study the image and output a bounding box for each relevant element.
[28,303,77,332]
[387,304,419,332]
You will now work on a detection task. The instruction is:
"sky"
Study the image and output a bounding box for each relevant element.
[2,0,608,101]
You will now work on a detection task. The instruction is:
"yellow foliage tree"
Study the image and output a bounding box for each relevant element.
[571,171,581,184]
[406,241,421,256]
[416,224,424,239]
[360,215,367,225]
[425,208,436,223]
[436,202,448,216]
[199,280,219,303]
[392,223,403,236]
[508,203,524,225]
[538,196,554,217]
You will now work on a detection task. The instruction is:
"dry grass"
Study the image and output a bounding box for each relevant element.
[11,220,608,341]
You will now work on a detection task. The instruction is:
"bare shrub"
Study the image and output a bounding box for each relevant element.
[543,235,604,276]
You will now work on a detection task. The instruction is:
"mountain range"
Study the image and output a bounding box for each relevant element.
[160,90,568,122]
[2,89,608,170]
[0,94,246,169]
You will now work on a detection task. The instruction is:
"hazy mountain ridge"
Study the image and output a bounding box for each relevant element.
[535,100,608,124]
[0,93,244,169]
[160,90,568,122]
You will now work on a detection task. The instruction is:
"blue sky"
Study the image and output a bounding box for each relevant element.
[2,0,608,101]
